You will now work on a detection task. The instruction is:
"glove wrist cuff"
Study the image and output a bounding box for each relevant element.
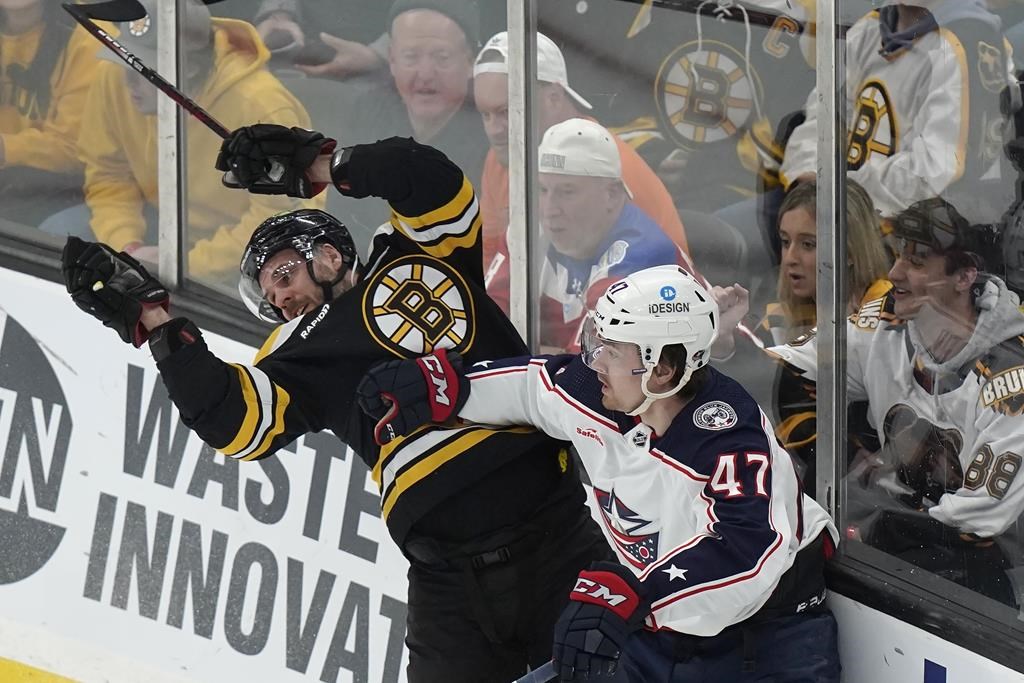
[148,318,201,362]
[329,146,355,194]
[415,348,466,422]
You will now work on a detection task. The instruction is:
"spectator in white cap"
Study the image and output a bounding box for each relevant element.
[472,31,694,314]
[537,118,694,353]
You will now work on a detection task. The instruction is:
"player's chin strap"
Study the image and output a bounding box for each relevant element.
[626,364,694,416]
[308,255,360,306]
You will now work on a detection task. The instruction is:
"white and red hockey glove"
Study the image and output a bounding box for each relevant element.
[553,561,650,682]
[356,349,470,445]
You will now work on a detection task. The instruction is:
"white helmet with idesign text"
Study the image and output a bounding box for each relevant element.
[583,265,718,414]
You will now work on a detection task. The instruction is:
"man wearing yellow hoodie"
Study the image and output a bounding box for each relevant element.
[46,0,318,287]
[0,1,102,225]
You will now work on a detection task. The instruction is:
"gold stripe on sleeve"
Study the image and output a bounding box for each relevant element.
[394,175,474,228]
[239,384,292,461]
[380,426,535,520]
[219,364,261,456]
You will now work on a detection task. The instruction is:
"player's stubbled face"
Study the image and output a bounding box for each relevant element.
[259,249,323,322]
[590,339,645,412]
[778,207,817,301]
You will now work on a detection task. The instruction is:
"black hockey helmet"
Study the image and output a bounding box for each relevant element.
[239,209,358,323]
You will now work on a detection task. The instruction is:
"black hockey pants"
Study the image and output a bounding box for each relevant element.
[402,471,612,682]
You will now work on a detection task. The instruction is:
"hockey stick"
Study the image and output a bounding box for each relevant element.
[62,0,285,185]
[512,660,556,683]
[61,1,230,138]
[649,0,851,37]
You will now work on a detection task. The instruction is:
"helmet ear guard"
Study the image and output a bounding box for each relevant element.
[588,265,718,415]
[239,209,359,323]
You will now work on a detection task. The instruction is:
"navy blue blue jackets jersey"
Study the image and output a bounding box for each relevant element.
[458,354,837,635]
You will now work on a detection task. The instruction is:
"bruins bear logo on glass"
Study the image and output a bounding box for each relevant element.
[363,255,475,357]
[847,80,896,171]
[128,15,151,37]
[655,41,760,149]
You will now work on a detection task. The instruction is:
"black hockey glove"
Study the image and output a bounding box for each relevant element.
[356,348,470,445]
[215,124,335,198]
[61,236,169,347]
[553,561,650,682]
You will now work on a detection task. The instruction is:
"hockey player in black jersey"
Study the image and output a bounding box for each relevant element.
[60,128,611,682]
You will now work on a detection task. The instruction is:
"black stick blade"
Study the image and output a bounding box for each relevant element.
[65,0,146,22]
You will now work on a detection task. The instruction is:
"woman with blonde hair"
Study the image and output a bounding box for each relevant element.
[768,178,892,342]
[712,178,892,490]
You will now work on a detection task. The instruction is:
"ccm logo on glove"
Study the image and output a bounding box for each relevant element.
[420,355,452,407]
[570,571,642,620]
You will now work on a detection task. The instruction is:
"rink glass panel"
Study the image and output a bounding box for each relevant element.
[833,0,1024,662]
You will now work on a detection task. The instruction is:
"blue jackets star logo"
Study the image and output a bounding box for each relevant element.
[594,487,660,569]
[663,564,688,581]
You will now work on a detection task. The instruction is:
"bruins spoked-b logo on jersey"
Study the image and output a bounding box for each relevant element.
[847,80,897,171]
[363,254,475,357]
[655,41,761,149]
[977,41,1006,94]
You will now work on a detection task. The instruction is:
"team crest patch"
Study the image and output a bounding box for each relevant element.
[593,487,660,569]
[128,15,151,37]
[362,255,475,358]
[693,401,738,431]
[981,366,1024,411]
[977,42,1006,94]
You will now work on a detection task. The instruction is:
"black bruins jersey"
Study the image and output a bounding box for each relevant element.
[157,138,562,545]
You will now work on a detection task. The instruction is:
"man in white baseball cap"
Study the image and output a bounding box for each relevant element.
[472,31,693,314]
[536,118,694,353]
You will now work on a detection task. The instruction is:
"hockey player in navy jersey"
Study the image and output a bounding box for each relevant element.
[358,265,841,681]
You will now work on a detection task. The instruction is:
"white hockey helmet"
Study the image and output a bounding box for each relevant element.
[581,265,718,415]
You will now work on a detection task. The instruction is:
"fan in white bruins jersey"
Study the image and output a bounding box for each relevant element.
[60,128,611,682]
[772,196,1024,607]
[781,0,1015,224]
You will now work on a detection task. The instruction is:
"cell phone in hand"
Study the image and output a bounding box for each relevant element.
[292,39,337,67]
[263,28,299,55]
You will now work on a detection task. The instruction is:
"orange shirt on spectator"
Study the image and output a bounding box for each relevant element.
[480,133,691,314]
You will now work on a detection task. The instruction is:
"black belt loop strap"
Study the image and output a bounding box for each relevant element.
[741,626,757,673]
[458,544,516,645]
[471,545,511,570]
[459,561,503,644]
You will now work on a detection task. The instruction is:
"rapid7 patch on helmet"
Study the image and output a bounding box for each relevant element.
[363,255,475,357]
